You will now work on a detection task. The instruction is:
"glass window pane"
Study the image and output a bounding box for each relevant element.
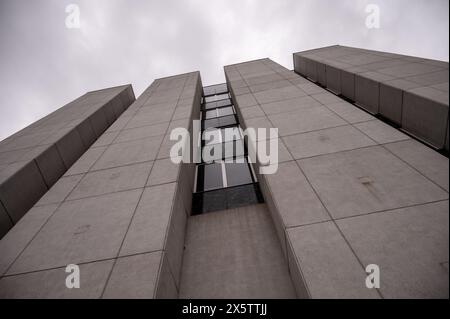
[204,96,217,103]
[203,143,223,162]
[212,93,229,101]
[218,115,237,127]
[204,101,218,110]
[221,127,241,142]
[203,118,220,130]
[203,109,217,119]
[216,99,232,108]
[203,128,221,145]
[218,106,233,117]
[225,160,253,187]
[214,84,228,95]
[223,140,245,159]
[203,87,216,96]
[197,163,223,191]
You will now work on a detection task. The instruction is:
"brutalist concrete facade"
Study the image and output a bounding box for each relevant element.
[0,85,135,238]
[226,56,448,298]
[0,47,448,299]
[0,72,202,298]
[294,45,449,150]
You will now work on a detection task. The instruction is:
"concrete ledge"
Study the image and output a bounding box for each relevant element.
[355,75,379,114]
[402,90,449,149]
[0,85,135,238]
[294,47,449,150]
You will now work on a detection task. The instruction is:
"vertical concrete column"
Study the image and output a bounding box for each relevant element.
[0,85,135,238]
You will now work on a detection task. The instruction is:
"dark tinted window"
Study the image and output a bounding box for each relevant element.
[204,101,218,110]
[218,106,234,117]
[216,99,232,108]
[204,109,217,119]
[223,140,245,159]
[203,118,220,130]
[203,83,228,97]
[225,160,254,187]
[218,115,237,127]
[197,163,223,191]
[221,127,241,142]
[203,86,216,96]
[203,128,221,145]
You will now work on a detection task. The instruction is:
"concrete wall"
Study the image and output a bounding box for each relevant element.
[179,204,296,298]
[0,72,203,298]
[0,85,135,238]
[294,45,449,151]
[225,58,448,298]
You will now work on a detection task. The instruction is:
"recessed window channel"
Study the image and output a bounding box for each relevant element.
[192,83,264,215]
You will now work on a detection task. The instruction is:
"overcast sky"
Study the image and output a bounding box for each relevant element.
[0,0,448,141]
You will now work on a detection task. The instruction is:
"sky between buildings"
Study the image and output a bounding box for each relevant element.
[0,0,448,141]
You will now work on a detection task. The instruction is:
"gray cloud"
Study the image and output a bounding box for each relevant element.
[0,0,448,140]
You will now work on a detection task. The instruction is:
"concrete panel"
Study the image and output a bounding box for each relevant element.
[91,131,119,148]
[337,201,449,298]
[325,65,341,95]
[264,161,329,227]
[402,90,448,149]
[65,147,106,176]
[253,86,305,104]
[0,204,58,275]
[282,125,375,159]
[316,62,327,86]
[234,93,258,108]
[0,203,12,239]
[0,161,48,223]
[298,146,448,219]
[155,252,179,298]
[0,260,114,299]
[55,129,87,169]
[103,252,164,299]
[310,91,342,105]
[76,120,97,148]
[34,145,67,187]
[355,75,379,114]
[88,108,109,138]
[384,139,449,192]
[260,96,320,116]
[354,120,410,144]
[147,159,180,186]
[379,82,403,124]
[239,105,266,119]
[68,162,152,200]
[287,222,379,299]
[163,187,188,287]
[92,136,162,170]
[179,204,296,299]
[120,183,177,256]
[36,174,83,206]
[325,102,375,124]
[115,122,168,144]
[293,54,307,75]
[340,70,355,101]
[268,106,346,137]
[305,58,318,82]
[8,189,142,274]
[297,83,323,95]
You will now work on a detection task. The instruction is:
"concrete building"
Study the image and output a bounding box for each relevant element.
[0,46,448,299]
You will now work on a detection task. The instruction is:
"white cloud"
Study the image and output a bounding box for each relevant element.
[0,0,448,140]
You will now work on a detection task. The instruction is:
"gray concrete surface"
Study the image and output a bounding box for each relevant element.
[0,72,202,298]
[179,204,296,299]
[0,85,135,238]
[294,45,449,150]
[225,57,449,298]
